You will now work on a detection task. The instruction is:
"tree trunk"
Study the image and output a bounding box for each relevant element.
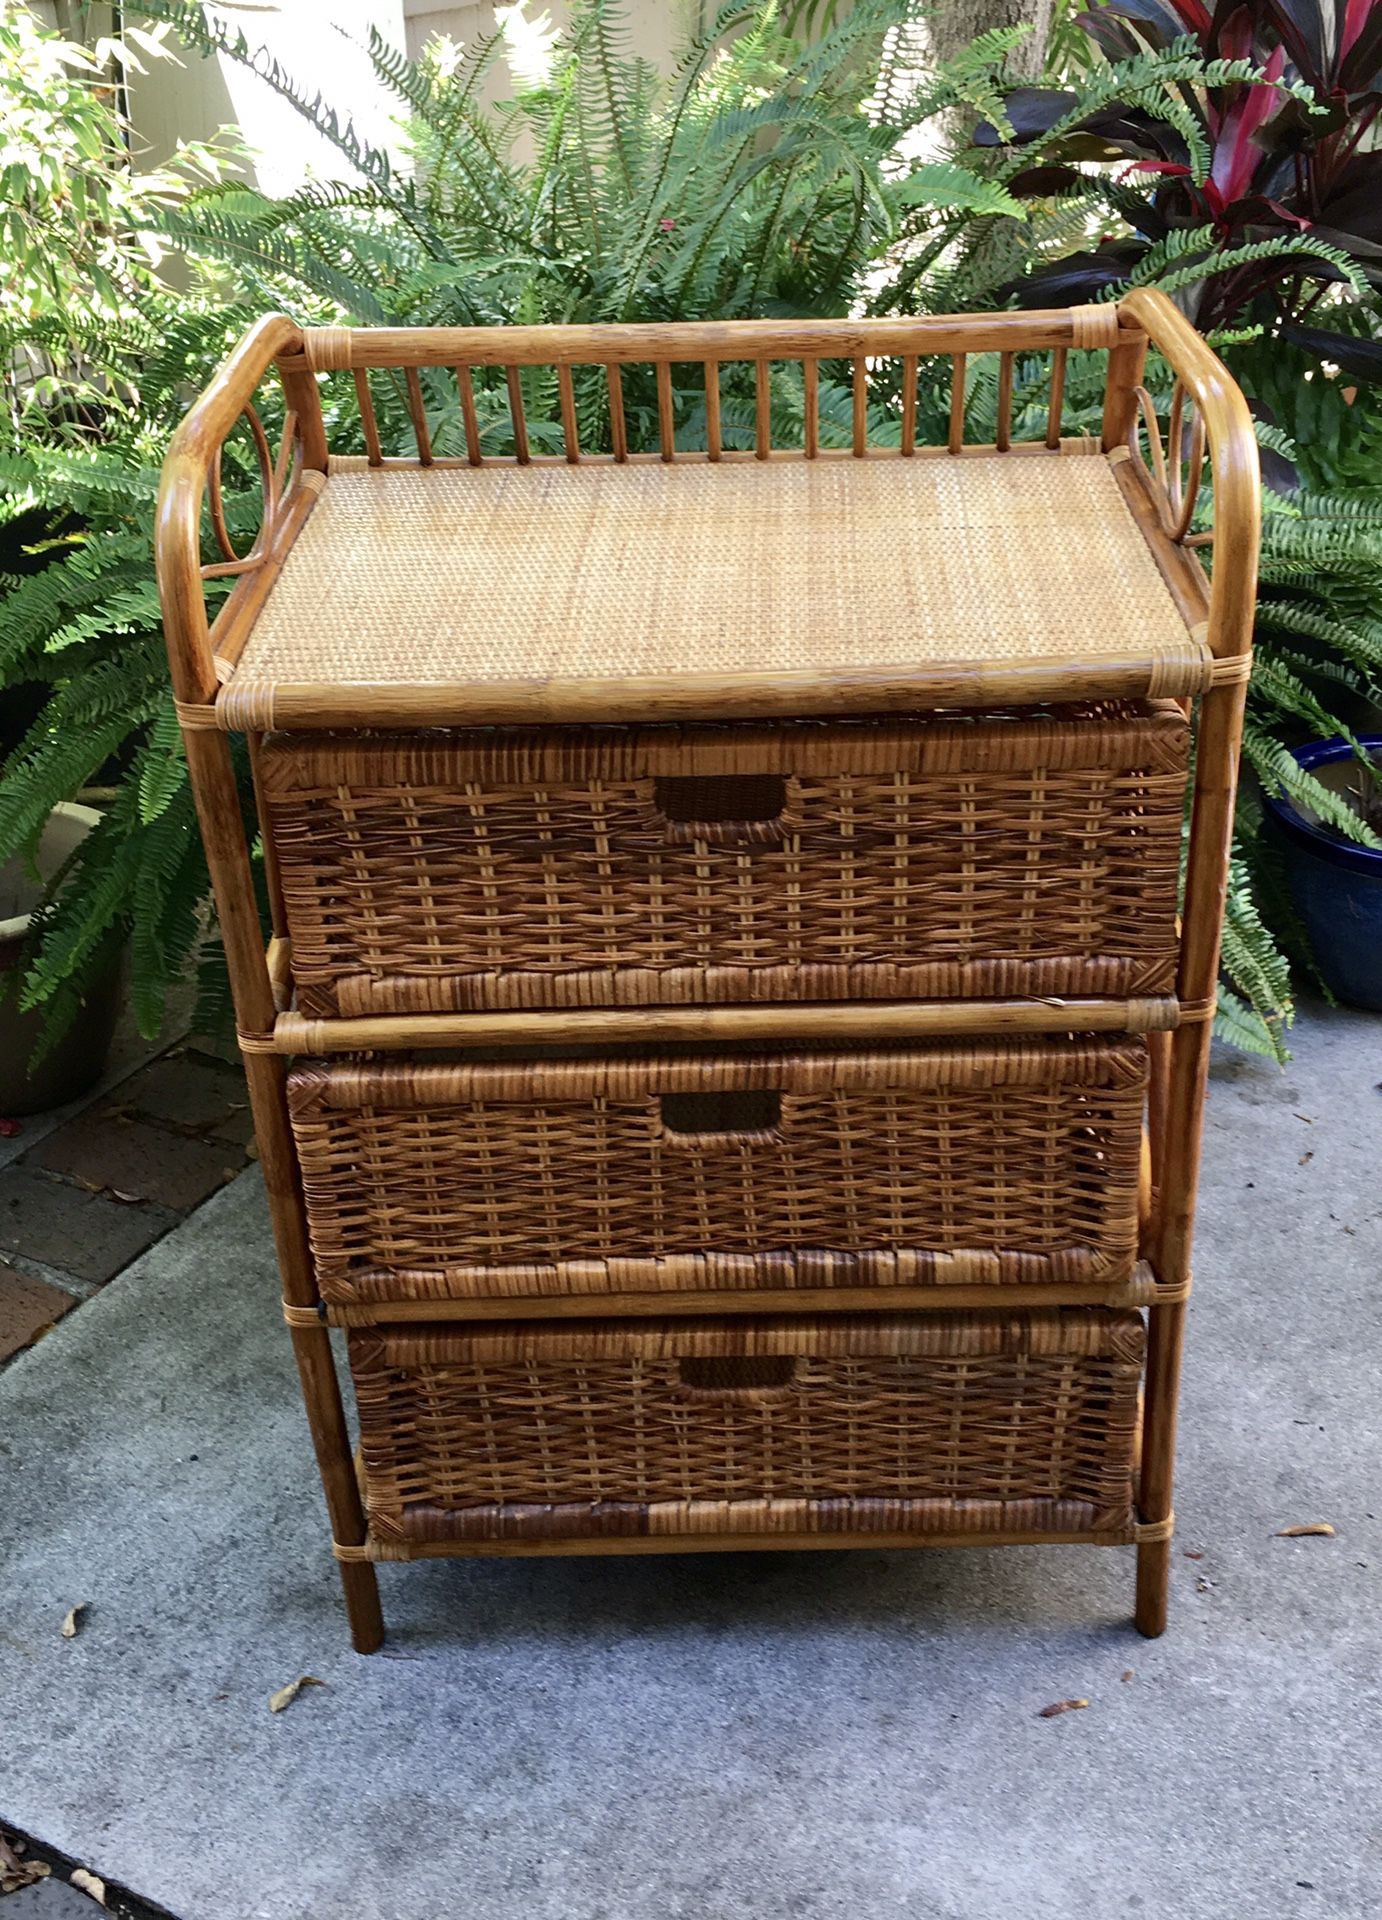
[926,0,1053,82]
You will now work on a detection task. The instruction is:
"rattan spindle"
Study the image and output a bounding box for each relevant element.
[755,360,771,460]
[606,363,628,462]
[1046,347,1067,450]
[557,364,579,464]
[455,366,482,466]
[158,294,1257,1650]
[901,355,918,457]
[656,360,676,462]
[704,361,722,461]
[403,367,432,466]
[353,371,382,467]
[997,351,1015,453]
[948,353,966,454]
[504,366,530,464]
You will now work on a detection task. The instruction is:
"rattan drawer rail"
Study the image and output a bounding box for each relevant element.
[304,1257,1184,1325]
[248,992,1189,1056]
[158,291,1258,1650]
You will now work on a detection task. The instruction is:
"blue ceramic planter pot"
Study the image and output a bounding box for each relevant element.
[1261,736,1382,1011]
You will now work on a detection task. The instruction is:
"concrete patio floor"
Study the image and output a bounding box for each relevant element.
[1,1004,1379,1920]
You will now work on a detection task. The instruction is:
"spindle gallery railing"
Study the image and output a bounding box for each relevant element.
[156,294,1256,717]
[293,312,1120,470]
[319,334,1081,468]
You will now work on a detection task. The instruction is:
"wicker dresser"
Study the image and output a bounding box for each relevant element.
[157,292,1258,1649]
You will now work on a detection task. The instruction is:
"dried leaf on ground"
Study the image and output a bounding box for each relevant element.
[1183,1548,1204,1560]
[268,1675,326,1714]
[0,1831,50,1895]
[1298,1151,1314,1167]
[0,1118,21,1139]
[1038,1698,1089,1718]
[71,1865,107,1905]
[1276,1522,1335,1538]
[61,1602,89,1639]
[1120,1669,1136,1683]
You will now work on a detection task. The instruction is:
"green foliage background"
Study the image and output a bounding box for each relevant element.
[3,0,1379,1061]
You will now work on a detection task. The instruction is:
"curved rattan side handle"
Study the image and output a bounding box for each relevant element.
[1112,289,1259,663]
[156,313,306,706]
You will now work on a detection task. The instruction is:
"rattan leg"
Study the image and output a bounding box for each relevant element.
[289,1322,384,1652]
[179,728,384,1649]
[1135,1534,1171,1638]
[1133,671,1249,1635]
[243,1049,384,1652]
[1135,1297,1185,1637]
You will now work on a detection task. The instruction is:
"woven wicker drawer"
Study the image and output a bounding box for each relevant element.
[347,1310,1146,1550]
[257,705,1188,1017]
[288,1041,1147,1310]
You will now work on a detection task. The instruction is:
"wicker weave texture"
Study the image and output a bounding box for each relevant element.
[288,1043,1147,1306]
[261,706,1188,1016]
[348,1309,1146,1545]
[229,454,1200,694]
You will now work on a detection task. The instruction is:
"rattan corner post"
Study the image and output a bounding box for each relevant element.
[157,292,1256,1650]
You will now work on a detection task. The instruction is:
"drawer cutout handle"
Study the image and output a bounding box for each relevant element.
[651,773,790,847]
[678,1355,800,1399]
[660,1089,783,1145]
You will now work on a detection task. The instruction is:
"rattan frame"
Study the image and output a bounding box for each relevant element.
[157,292,1258,1652]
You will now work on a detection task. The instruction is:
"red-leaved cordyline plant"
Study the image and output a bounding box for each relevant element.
[979,0,1382,375]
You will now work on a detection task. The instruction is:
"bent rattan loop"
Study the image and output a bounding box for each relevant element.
[173,698,220,731]
[1133,1513,1175,1544]
[1175,997,1218,1025]
[282,1301,325,1327]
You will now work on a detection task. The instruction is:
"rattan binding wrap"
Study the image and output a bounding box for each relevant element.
[286,1041,1147,1307]
[346,1308,1146,1548]
[258,704,1189,1017]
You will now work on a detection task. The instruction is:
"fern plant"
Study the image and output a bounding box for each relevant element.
[0,13,260,1048]
[875,17,1382,1055]
[7,0,1014,1045]
[8,0,1376,1060]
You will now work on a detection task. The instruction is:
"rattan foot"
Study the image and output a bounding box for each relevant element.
[340,1558,385,1653]
[1134,1537,1170,1637]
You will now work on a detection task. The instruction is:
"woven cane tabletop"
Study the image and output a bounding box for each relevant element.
[220,448,1210,727]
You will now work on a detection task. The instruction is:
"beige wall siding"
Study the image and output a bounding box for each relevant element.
[403,3,708,69]
[33,1,736,188]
